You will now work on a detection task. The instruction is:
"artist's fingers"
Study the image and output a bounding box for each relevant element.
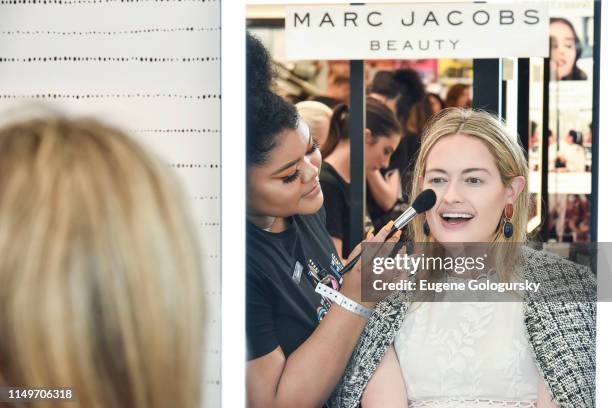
[376,230,403,258]
[369,221,394,243]
[366,228,374,240]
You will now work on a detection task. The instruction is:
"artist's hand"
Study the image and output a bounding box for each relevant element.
[365,168,380,180]
[340,222,401,309]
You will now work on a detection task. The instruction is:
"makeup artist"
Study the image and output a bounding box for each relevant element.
[245,33,400,408]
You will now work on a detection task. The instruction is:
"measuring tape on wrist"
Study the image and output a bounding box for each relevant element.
[315,282,372,319]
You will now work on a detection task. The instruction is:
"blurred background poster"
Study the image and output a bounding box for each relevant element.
[547,0,595,242]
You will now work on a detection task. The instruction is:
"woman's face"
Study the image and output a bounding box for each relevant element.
[421,134,524,243]
[366,131,401,172]
[247,121,323,218]
[550,21,577,80]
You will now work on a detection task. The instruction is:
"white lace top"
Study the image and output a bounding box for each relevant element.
[394,300,539,408]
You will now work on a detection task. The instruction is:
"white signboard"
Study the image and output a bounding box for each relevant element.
[285,3,549,60]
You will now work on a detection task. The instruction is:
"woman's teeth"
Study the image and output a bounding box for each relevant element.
[441,213,474,222]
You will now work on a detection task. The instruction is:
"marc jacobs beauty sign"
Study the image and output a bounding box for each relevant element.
[285,3,549,60]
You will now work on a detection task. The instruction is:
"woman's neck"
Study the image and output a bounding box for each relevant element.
[325,140,351,183]
[248,215,288,233]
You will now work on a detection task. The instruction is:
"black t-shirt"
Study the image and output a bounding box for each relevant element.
[390,131,421,192]
[319,161,352,259]
[246,208,343,361]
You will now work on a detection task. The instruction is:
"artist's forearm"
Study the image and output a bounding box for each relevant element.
[273,306,367,407]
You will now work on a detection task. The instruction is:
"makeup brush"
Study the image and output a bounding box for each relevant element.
[338,189,437,276]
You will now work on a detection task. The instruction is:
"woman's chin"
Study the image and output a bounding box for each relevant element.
[434,235,468,244]
[299,193,324,215]
[433,230,495,244]
[432,227,479,243]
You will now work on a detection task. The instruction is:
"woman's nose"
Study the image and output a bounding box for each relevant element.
[441,180,464,204]
[382,156,391,169]
[301,158,319,183]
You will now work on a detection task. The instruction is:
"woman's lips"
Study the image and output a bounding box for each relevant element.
[439,213,474,230]
[303,182,321,198]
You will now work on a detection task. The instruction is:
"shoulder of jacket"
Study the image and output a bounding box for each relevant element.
[521,248,596,407]
[521,246,595,289]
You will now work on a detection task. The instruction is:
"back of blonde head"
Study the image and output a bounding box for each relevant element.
[0,118,203,408]
[296,101,332,144]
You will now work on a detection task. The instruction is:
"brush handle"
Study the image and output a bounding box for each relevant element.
[338,225,402,276]
[384,225,399,241]
[338,252,361,276]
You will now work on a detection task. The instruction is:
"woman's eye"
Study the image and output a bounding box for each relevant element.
[466,177,482,184]
[429,177,446,184]
[282,170,300,184]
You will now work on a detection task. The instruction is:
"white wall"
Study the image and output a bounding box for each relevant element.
[0,3,221,406]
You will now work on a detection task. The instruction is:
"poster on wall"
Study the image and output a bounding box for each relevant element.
[547,194,591,243]
[547,0,594,242]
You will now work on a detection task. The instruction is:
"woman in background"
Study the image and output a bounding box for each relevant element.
[296,100,332,148]
[320,97,401,260]
[397,96,435,174]
[378,97,437,232]
[550,17,587,81]
[366,70,409,231]
[394,68,427,131]
[0,117,204,408]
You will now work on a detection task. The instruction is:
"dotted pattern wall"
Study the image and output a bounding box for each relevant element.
[0,4,220,406]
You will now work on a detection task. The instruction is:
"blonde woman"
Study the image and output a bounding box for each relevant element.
[296,100,333,149]
[333,109,596,408]
[0,117,204,408]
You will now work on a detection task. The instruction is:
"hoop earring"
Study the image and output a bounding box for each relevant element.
[423,220,430,236]
[503,203,514,238]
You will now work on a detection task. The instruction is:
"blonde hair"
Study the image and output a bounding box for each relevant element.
[408,109,529,280]
[296,101,332,146]
[0,117,204,408]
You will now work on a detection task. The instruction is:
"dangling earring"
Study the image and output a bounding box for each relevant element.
[503,203,514,238]
[423,219,430,236]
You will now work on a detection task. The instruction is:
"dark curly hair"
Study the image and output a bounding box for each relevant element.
[246,33,299,167]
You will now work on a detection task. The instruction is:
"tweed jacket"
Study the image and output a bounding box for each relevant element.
[332,246,597,408]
